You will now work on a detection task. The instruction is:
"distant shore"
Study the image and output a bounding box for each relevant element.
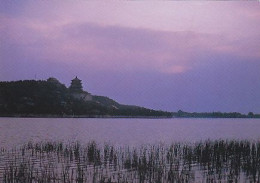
[1,79,259,119]
[0,114,259,119]
[0,114,172,119]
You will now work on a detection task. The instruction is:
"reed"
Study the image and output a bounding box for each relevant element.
[0,140,259,182]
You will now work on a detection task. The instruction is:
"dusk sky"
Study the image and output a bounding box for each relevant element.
[1,1,260,113]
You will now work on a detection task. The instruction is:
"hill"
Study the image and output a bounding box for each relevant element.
[0,78,172,117]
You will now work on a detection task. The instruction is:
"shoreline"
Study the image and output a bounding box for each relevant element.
[0,114,259,119]
[0,114,172,119]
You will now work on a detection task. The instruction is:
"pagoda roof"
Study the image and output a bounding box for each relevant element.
[72,76,81,81]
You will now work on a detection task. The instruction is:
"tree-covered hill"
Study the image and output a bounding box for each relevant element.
[0,79,172,117]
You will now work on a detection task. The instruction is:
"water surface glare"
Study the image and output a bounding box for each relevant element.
[0,118,260,148]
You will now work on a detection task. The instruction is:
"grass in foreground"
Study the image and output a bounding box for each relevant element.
[0,140,259,182]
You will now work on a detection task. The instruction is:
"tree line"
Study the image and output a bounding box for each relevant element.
[173,110,260,118]
[0,79,171,117]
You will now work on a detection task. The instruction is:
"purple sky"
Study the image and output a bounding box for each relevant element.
[1,1,260,113]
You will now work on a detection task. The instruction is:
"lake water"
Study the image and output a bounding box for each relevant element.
[1,118,260,147]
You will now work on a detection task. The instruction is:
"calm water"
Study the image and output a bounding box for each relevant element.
[0,118,260,147]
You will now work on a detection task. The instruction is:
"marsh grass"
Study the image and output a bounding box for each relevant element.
[0,140,259,182]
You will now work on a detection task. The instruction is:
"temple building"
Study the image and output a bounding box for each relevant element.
[69,76,83,92]
[69,76,92,101]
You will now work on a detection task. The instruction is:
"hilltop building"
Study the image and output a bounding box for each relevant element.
[69,76,92,101]
[69,76,83,92]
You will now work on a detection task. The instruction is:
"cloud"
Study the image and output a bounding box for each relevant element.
[2,1,260,37]
[1,16,260,78]
[1,1,260,77]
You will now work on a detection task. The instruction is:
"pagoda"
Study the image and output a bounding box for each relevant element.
[69,76,83,92]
